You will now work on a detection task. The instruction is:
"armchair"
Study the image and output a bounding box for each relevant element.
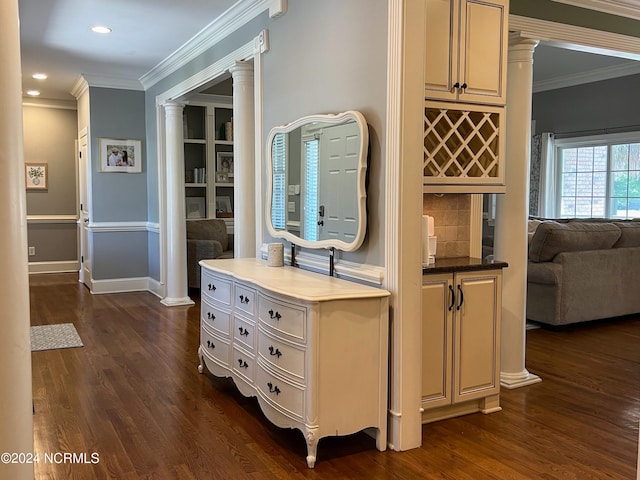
[186,219,233,288]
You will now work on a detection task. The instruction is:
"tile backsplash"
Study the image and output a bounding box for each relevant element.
[423,193,470,258]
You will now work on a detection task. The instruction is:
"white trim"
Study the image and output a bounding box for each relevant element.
[89,221,151,233]
[28,260,79,274]
[155,40,257,105]
[550,0,640,20]
[70,76,89,99]
[141,0,285,89]
[79,73,144,92]
[27,215,77,224]
[22,98,76,110]
[91,276,157,295]
[147,222,160,234]
[533,61,640,93]
[510,14,640,59]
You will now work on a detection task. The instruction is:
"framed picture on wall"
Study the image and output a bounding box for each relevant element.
[99,138,142,173]
[25,163,48,190]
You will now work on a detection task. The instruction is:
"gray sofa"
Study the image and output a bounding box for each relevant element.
[526,218,640,326]
[186,219,233,288]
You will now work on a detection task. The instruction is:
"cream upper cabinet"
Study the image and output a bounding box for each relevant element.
[421,269,502,423]
[425,0,509,105]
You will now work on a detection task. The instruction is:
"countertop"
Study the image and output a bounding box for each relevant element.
[422,256,508,275]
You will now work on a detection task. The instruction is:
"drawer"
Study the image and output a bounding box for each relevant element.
[258,328,305,382]
[234,284,256,318]
[201,299,231,337]
[200,325,231,368]
[232,346,255,383]
[256,363,304,421]
[201,269,232,306]
[233,315,255,353]
[258,294,306,342]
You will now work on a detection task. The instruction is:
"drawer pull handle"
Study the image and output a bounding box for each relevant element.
[238,359,248,369]
[239,294,250,304]
[238,326,249,337]
[268,309,282,320]
[208,283,216,292]
[207,312,216,321]
[268,346,282,358]
[206,340,215,350]
[267,382,281,395]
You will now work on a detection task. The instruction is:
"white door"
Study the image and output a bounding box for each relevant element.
[318,122,361,242]
[78,133,92,289]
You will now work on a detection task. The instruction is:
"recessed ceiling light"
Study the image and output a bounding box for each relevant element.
[26,90,41,96]
[91,25,112,34]
[32,73,47,80]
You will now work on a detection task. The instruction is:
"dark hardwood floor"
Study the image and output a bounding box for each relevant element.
[29,273,639,479]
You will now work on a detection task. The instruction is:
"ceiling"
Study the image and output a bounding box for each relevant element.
[17,1,640,102]
[18,0,237,102]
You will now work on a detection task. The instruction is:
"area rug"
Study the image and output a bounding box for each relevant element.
[30,323,84,352]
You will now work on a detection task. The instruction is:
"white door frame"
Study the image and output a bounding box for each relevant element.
[154,32,268,297]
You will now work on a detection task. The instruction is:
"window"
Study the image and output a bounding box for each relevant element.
[302,136,319,241]
[271,133,287,230]
[554,133,640,219]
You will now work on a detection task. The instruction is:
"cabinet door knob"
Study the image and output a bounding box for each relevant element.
[238,359,248,369]
[238,326,249,336]
[452,82,460,91]
[206,340,215,349]
[460,82,467,91]
[456,284,464,311]
[268,309,282,320]
[207,312,215,321]
[208,283,216,291]
[239,294,250,304]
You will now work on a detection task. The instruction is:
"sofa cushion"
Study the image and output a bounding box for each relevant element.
[613,221,640,248]
[528,221,621,262]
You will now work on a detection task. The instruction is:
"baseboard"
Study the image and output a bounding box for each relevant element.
[91,276,158,295]
[28,260,79,274]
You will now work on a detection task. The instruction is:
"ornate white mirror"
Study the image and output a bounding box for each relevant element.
[266,111,369,252]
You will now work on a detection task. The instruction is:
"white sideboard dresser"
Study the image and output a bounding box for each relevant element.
[197,258,390,468]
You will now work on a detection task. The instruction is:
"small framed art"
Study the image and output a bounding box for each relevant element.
[25,163,48,190]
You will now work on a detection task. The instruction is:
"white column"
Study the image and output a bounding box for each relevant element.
[495,37,541,389]
[0,0,35,478]
[161,101,194,306]
[229,61,256,258]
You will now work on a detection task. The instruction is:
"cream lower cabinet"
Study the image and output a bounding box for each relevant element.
[421,269,502,423]
[197,258,390,468]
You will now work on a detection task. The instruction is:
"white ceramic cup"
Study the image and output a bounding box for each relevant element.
[267,243,284,267]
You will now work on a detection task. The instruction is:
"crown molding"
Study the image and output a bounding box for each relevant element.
[510,14,640,58]
[550,0,640,20]
[70,75,89,99]
[510,14,640,91]
[533,60,640,92]
[22,98,77,110]
[80,74,144,91]
[140,0,286,90]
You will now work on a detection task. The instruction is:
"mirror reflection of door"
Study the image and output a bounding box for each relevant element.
[301,134,320,241]
[317,122,361,242]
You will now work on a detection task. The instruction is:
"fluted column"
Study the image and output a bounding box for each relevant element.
[0,0,34,478]
[161,101,194,306]
[229,61,256,257]
[495,36,541,389]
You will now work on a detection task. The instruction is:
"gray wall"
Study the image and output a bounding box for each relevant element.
[144,0,388,275]
[23,105,78,264]
[532,74,640,136]
[89,87,149,279]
